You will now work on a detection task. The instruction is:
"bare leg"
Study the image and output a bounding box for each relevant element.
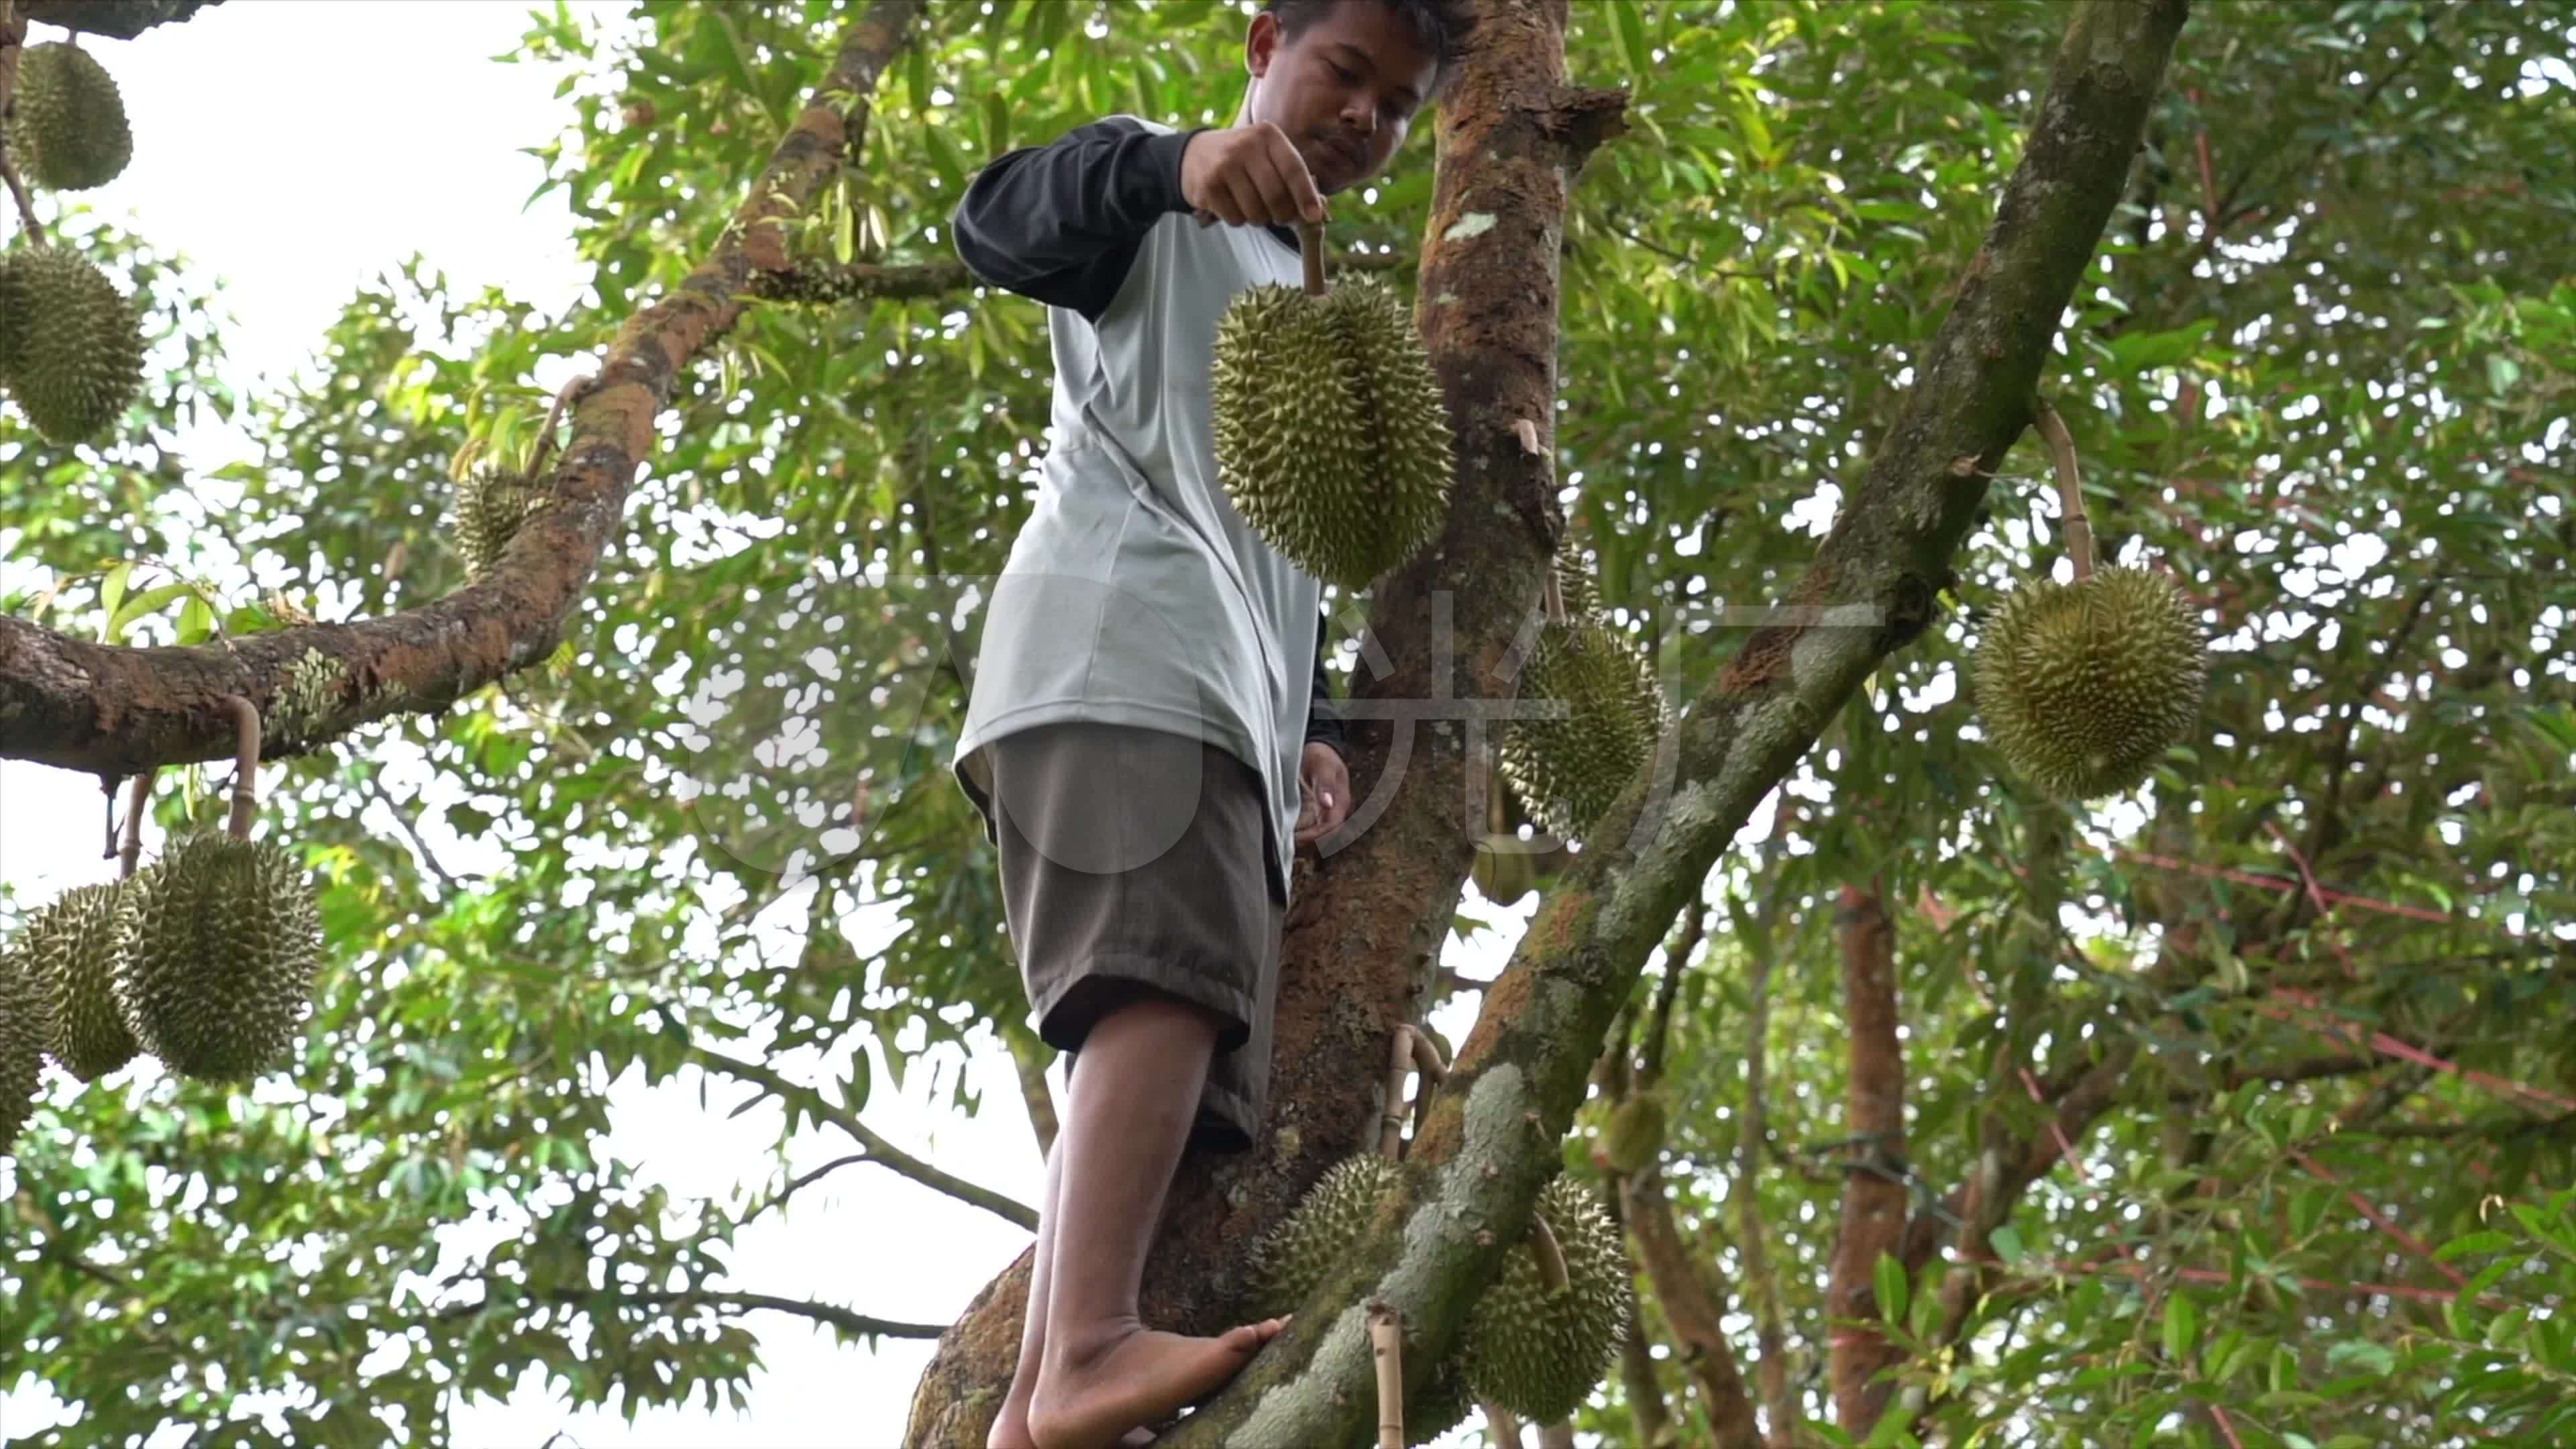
[1026,995,1288,1449]
[987,1123,1066,1449]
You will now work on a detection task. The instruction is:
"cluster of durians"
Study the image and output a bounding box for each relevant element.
[1248,1154,1635,1437]
[0,827,325,1159]
[0,40,149,446]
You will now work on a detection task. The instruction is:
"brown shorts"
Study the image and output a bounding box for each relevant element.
[978,720,1286,1152]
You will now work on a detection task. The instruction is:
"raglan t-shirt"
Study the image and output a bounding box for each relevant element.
[945,115,1346,904]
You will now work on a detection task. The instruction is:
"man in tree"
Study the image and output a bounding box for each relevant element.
[943,1,1470,1444]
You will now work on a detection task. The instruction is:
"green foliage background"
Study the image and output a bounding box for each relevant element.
[2,1,2571,1446]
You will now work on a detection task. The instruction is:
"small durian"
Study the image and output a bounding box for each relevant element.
[117,829,323,1081]
[1455,1174,1635,1425]
[1497,564,1668,841]
[1211,225,1452,590]
[0,945,45,1155]
[1601,1089,1667,1176]
[20,881,141,1081]
[0,246,149,445]
[5,42,132,191]
[451,464,551,578]
[1972,564,2207,800]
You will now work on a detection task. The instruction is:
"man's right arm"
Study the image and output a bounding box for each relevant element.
[950,118,1203,323]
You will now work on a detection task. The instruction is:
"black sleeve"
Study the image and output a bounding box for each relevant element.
[1304,612,1348,759]
[950,117,1206,323]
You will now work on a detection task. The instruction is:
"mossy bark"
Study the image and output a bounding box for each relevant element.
[0,0,928,782]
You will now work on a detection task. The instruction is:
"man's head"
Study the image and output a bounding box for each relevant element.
[1241,0,1474,197]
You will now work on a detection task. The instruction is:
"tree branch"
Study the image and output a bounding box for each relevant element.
[746,248,1411,308]
[1827,882,1906,1436]
[0,0,929,778]
[20,0,220,40]
[1621,1169,1764,1448]
[1729,889,1797,1449]
[443,1282,944,1342]
[696,1047,1039,1232]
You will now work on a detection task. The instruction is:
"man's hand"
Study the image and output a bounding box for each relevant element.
[1295,740,1350,847]
[1181,121,1326,229]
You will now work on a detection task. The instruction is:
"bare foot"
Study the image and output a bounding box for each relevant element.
[1028,1318,1288,1449]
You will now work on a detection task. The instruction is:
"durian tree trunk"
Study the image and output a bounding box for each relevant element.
[901,1,1629,1439]
[0,0,929,782]
[902,0,2194,1442]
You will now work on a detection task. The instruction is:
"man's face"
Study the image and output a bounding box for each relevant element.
[1246,3,1442,197]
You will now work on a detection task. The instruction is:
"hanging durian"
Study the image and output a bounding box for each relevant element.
[1210,222,1453,590]
[451,464,551,578]
[1454,1173,1635,1424]
[21,881,142,1081]
[1972,400,2206,800]
[1495,555,1669,841]
[1600,1087,1668,1176]
[0,945,44,1157]
[5,41,132,191]
[117,698,323,1081]
[0,246,149,445]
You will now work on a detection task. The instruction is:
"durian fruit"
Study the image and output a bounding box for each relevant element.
[1495,560,1669,841]
[117,829,323,1081]
[20,881,142,1081]
[0,946,45,1155]
[451,464,551,578]
[1454,1173,1635,1425]
[1600,1089,1667,1176]
[1247,1153,1473,1444]
[5,42,132,191]
[0,246,149,445]
[1210,224,1452,590]
[1971,564,2207,800]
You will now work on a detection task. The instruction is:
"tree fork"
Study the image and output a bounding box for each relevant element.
[0,0,929,781]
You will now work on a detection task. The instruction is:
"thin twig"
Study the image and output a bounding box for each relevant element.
[0,11,42,246]
[530,372,598,476]
[362,775,466,893]
[1642,896,1705,1088]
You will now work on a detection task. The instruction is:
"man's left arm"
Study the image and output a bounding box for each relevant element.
[1303,612,1346,760]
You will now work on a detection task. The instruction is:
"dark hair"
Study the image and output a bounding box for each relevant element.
[1261,0,1476,95]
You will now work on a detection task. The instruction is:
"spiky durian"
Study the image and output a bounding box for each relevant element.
[117,830,322,1081]
[1496,570,1668,842]
[1455,1174,1635,1425]
[451,464,550,578]
[1248,1152,1472,1443]
[0,246,149,445]
[1972,565,2207,800]
[0,945,44,1155]
[1210,272,1453,590]
[20,881,141,1081]
[5,42,132,191]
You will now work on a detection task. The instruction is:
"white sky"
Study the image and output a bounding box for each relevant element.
[0,5,1521,1444]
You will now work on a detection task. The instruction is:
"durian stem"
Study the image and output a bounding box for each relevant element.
[531,372,598,476]
[2031,396,2094,581]
[118,769,152,880]
[220,695,262,842]
[1299,221,1328,298]
[0,11,36,246]
[1369,1302,1405,1449]
[1528,1208,1570,1295]
[1407,1026,1448,1142]
[1379,1024,1416,1159]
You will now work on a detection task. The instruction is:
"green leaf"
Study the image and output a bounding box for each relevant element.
[2323,1340,2397,1378]
[1988,1224,2025,1267]
[97,560,133,639]
[108,582,191,644]
[1875,1251,1908,1325]
[2163,1291,2199,1365]
[1611,0,1652,83]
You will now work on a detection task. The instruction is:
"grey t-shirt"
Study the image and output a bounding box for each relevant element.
[946,115,1338,903]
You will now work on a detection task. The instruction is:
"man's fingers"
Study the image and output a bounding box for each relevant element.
[1264,129,1326,225]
